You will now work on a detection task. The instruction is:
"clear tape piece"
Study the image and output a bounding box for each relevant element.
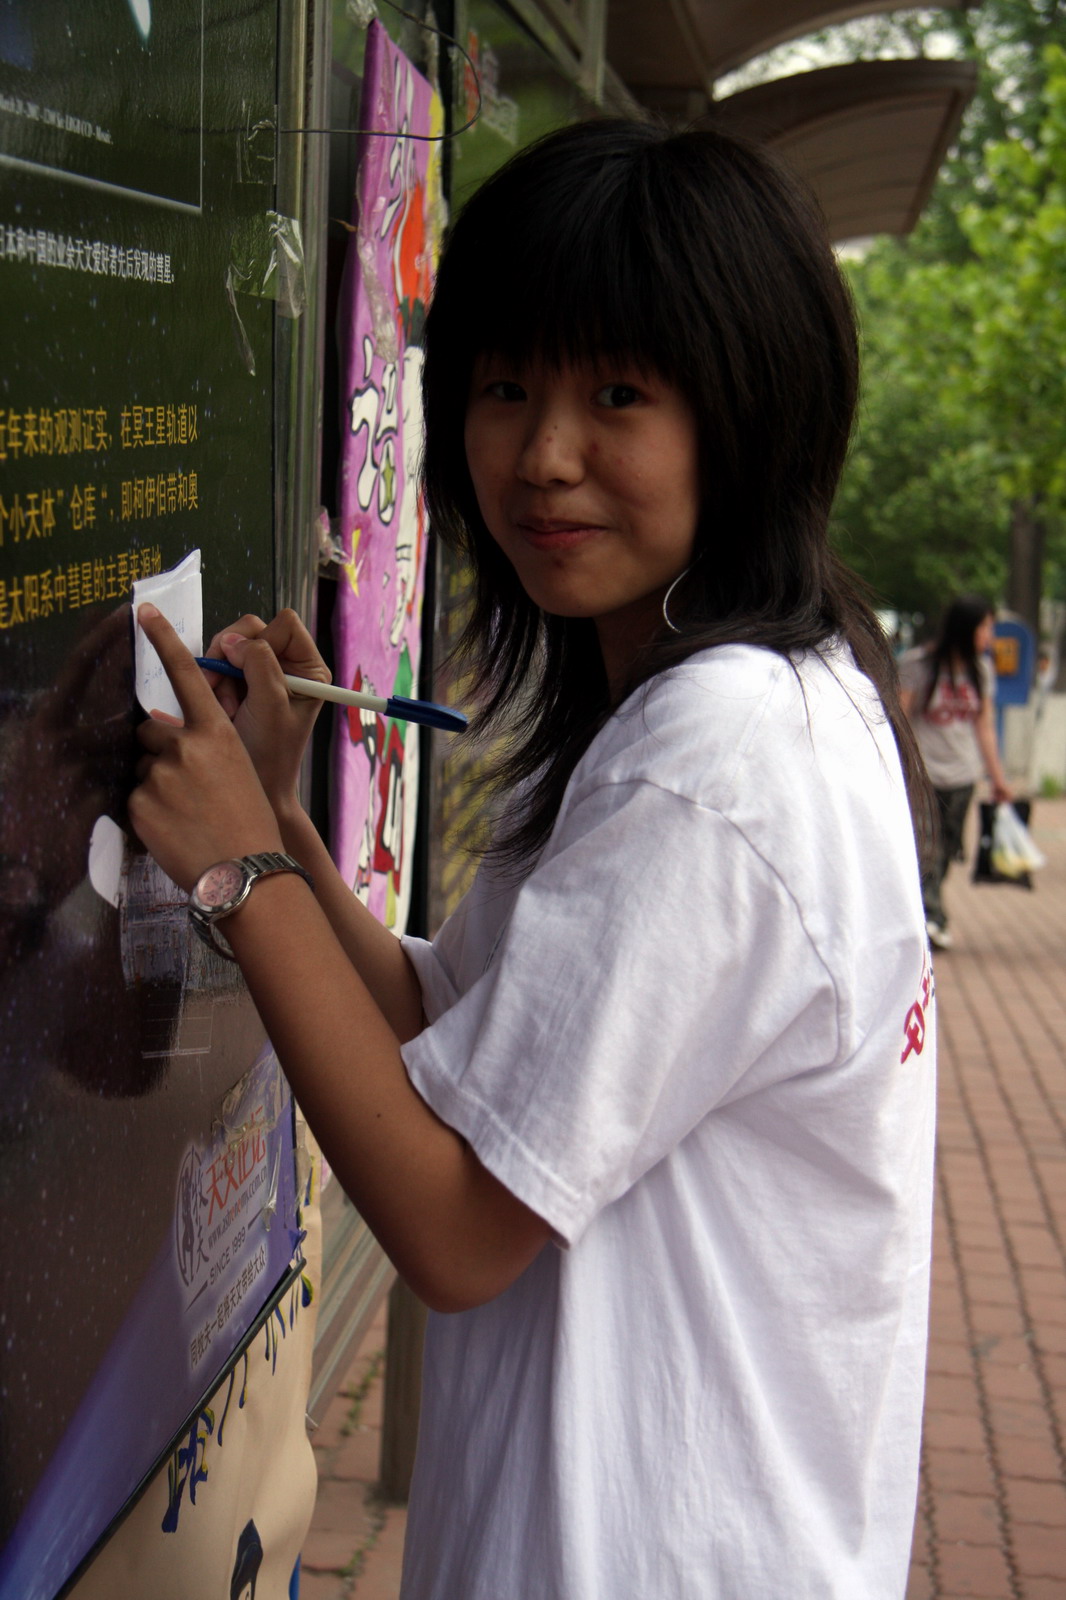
[268,212,307,319]
[227,211,307,314]
[238,97,277,185]
[225,211,306,373]
[294,1140,313,1211]
[225,261,257,376]
[213,1054,288,1229]
[217,1054,287,1147]
[262,1142,281,1231]
[316,506,347,570]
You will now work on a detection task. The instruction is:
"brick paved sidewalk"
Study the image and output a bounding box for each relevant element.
[910,797,1066,1599]
[299,1300,407,1600]
[302,798,1066,1600]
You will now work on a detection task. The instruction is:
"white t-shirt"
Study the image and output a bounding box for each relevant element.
[399,642,935,1600]
[898,647,994,789]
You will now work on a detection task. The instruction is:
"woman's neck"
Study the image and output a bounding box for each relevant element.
[595,590,669,703]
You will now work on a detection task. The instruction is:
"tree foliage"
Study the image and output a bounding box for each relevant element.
[958,46,1066,509]
[832,241,1007,618]
[829,31,1066,624]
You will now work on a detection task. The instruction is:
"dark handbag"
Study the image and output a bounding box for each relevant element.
[973,799,1034,888]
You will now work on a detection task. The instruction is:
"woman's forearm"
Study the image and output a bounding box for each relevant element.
[222,873,550,1312]
[976,708,1010,798]
[273,800,426,1043]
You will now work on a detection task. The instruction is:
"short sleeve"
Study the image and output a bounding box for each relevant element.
[979,654,996,702]
[401,860,522,1023]
[400,933,461,1024]
[400,779,838,1245]
[897,651,930,697]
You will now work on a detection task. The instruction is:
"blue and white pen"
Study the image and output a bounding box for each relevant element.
[195,657,468,734]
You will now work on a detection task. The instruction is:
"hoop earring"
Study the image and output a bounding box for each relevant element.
[662,567,690,635]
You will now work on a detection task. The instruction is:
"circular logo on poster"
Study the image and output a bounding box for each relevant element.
[175,1145,205,1289]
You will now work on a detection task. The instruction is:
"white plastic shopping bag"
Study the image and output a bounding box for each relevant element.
[990,802,1046,879]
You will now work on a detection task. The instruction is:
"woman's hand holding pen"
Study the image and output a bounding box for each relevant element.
[201,608,329,815]
[130,604,284,892]
[135,603,429,1044]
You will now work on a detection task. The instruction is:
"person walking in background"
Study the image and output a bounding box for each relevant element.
[900,596,1012,949]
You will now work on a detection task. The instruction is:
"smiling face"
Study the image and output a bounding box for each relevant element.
[464,358,701,689]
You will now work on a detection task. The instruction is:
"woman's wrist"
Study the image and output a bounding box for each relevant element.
[273,798,326,864]
[269,789,308,829]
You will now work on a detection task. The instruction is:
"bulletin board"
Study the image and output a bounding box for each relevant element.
[0,3,305,1595]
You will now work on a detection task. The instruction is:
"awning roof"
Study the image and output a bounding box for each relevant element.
[708,58,977,240]
[603,1,977,242]
[606,0,972,100]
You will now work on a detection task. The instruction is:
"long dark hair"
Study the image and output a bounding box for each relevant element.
[921,595,993,714]
[422,118,927,866]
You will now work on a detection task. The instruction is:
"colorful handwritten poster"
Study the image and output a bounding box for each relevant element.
[331,22,442,933]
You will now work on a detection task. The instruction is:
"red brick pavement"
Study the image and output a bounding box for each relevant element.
[910,797,1066,1600]
[299,1300,407,1600]
[304,799,1066,1600]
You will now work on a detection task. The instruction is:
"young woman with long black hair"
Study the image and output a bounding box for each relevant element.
[900,595,1011,948]
[131,120,935,1598]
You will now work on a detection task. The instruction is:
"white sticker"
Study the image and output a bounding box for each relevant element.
[87,814,127,908]
[133,548,203,719]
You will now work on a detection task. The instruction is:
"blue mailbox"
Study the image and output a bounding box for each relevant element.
[992,617,1035,745]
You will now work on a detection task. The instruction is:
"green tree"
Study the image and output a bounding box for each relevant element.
[956,43,1066,639]
[833,43,1066,638]
[833,246,1008,621]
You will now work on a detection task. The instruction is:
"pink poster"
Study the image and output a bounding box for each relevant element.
[331,23,442,931]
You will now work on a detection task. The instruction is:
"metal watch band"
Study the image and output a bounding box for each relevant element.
[189,852,314,961]
[239,851,315,887]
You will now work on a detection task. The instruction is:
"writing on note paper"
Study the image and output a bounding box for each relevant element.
[133,547,203,718]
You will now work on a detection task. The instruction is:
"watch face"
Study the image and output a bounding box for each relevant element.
[196,861,246,909]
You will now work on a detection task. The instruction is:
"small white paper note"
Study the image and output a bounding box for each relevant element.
[87,814,127,908]
[133,548,203,719]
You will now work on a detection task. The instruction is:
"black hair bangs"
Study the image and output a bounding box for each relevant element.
[427,120,712,399]
[453,179,677,382]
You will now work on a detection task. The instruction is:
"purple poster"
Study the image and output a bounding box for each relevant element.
[331,22,442,932]
[0,1040,302,1600]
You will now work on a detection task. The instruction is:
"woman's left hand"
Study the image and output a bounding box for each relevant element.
[129,604,285,891]
[204,608,330,813]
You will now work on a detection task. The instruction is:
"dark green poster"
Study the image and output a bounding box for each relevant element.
[0,3,305,1595]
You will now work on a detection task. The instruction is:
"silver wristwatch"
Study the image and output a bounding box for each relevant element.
[189,851,313,960]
